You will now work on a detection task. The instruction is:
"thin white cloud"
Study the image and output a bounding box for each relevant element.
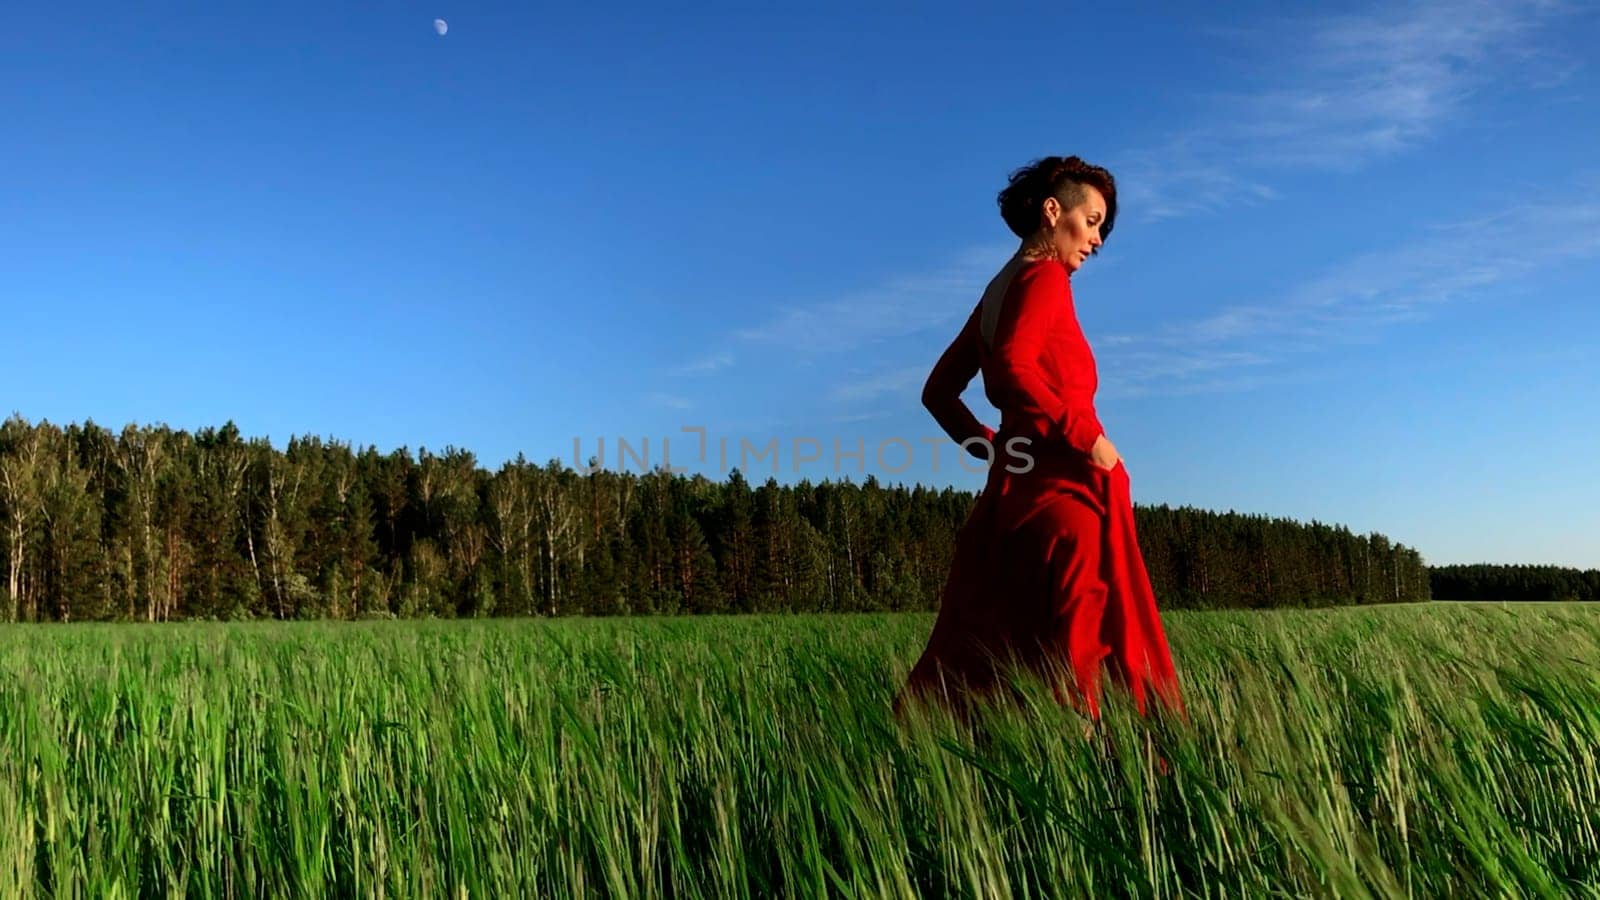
[1123,0,1580,221]
[1101,187,1600,396]
[664,350,735,376]
[828,410,896,425]
[644,392,694,411]
[635,2,1588,424]
[828,364,928,404]
[646,246,1010,423]
[734,244,1012,354]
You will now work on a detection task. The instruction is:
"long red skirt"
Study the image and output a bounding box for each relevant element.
[900,454,1184,722]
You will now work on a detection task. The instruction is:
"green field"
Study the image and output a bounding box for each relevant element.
[2,604,1598,898]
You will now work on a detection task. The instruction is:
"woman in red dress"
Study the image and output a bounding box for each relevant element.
[899,156,1184,724]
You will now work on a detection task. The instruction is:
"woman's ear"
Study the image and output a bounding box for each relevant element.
[1040,196,1060,230]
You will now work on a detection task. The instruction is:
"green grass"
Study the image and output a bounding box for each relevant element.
[2,603,1599,897]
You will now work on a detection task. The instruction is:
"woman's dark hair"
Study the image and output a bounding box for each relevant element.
[997,156,1118,242]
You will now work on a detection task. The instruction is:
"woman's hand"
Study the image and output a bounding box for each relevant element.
[1090,434,1121,471]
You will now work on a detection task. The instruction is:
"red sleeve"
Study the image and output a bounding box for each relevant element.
[987,262,1105,454]
[922,303,996,457]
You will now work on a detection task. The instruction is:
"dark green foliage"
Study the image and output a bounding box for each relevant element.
[0,415,1437,621]
[1431,564,1600,603]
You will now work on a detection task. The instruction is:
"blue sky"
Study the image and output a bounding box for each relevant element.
[5,2,1598,568]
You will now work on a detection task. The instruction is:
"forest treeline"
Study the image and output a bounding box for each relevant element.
[1430,564,1600,603]
[1,415,1433,622]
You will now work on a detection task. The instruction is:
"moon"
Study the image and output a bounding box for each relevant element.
[433,18,448,36]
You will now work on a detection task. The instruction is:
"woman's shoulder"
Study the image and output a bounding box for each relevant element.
[1011,257,1071,292]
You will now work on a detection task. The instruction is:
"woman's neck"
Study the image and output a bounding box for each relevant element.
[1016,235,1055,262]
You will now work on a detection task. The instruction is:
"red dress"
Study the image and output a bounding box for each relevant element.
[901,257,1184,721]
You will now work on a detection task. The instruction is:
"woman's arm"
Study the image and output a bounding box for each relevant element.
[986,262,1104,454]
[922,303,996,457]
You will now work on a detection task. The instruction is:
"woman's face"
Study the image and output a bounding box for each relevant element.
[1041,185,1107,273]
